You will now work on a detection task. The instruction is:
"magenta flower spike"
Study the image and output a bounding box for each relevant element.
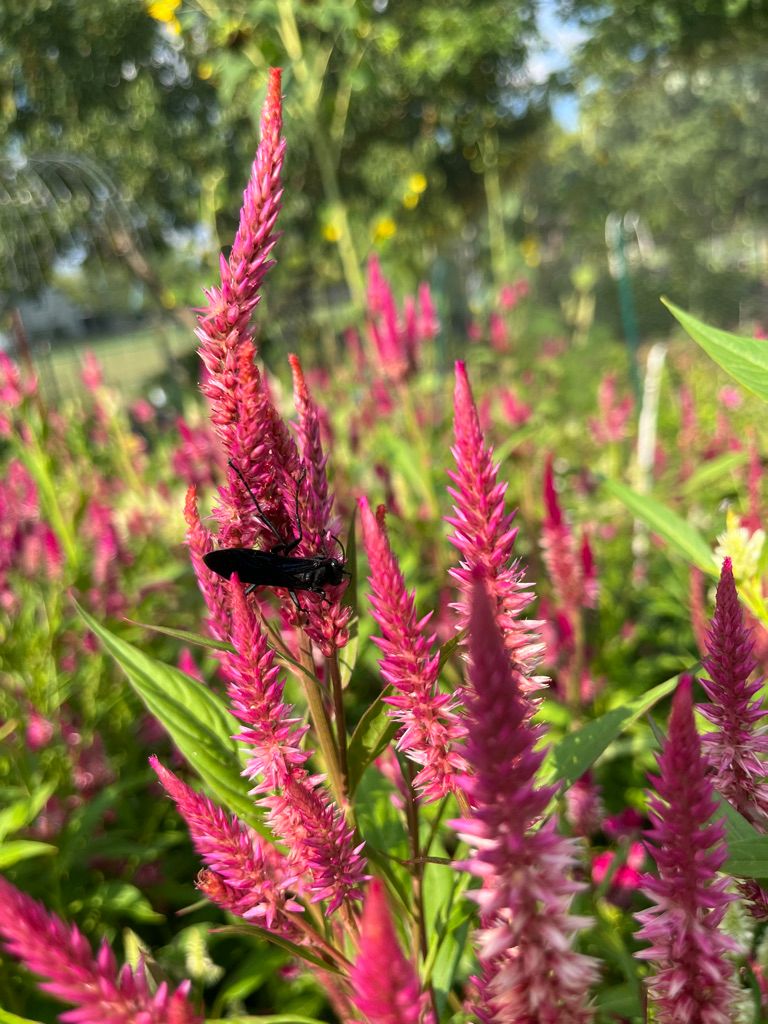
[0,875,202,1024]
[150,757,302,931]
[222,577,311,792]
[288,352,351,655]
[697,557,768,824]
[453,574,597,1023]
[635,676,738,1022]
[541,455,592,613]
[350,878,435,1024]
[446,360,545,692]
[184,484,232,641]
[359,495,467,802]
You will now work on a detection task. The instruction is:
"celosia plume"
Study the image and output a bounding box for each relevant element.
[446,360,545,691]
[150,757,301,932]
[453,574,597,1023]
[359,495,467,802]
[350,878,434,1024]
[635,675,738,1022]
[220,578,366,912]
[0,875,202,1024]
[697,557,768,824]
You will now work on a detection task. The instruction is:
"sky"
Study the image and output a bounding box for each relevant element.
[528,1,587,129]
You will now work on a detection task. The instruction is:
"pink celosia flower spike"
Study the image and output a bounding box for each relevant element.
[359,495,467,802]
[454,573,597,1024]
[288,352,351,655]
[635,675,738,1022]
[541,455,594,613]
[446,361,545,692]
[220,579,366,912]
[350,878,435,1024]
[184,484,231,641]
[697,556,768,824]
[150,756,302,932]
[0,874,202,1024]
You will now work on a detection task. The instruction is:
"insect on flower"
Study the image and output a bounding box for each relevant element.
[203,461,348,610]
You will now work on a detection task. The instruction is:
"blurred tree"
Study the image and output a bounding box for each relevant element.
[0,0,224,322]
[0,0,545,332]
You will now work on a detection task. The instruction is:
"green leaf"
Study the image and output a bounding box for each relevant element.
[725,836,768,878]
[679,450,749,497]
[602,478,716,573]
[0,840,57,869]
[211,926,343,975]
[540,674,679,790]
[347,688,398,795]
[0,783,57,841]
[664,298,768,403]
[122,619,234,653]
[90,881,165,924]
[719,798,761,845]
[74,601,264,832]
[0,1010,45,1024]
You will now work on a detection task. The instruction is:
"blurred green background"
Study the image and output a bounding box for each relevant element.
[1,0,767,396]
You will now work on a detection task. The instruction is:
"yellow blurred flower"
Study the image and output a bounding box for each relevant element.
[408,172,427,194]
[147,0,181,32]
[521,236,540,268]
[160,288,177,309]
[715,509,765,581]
[402,192,419,210]
[323,221,342,243]
[373,216,397,241]
[197,62,214,81]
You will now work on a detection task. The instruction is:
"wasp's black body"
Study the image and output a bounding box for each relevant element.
[203,460,347,606]
[203,547,346,595]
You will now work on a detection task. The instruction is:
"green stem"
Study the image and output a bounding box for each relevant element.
[298,638,348,812]
[327,653,349,794]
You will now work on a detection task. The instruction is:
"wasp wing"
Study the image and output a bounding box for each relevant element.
[203,548,320,589]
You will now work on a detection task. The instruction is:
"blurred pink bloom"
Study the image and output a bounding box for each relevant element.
[447,361,545,692]
[172,417,224,490]
[498,386,532,428]
[697,557,768,824]
[130,398,155,424]
[81,350,103,392]
[755,322,767,340]
[541,457,596,613]
[350,878,435,1024]
[151,757,301,931]
[635,676,738,1021]
[588,373,633,445]
[0,353,37,436]
[359,496,467,802]
[0,874,202,1024]
[498,279,529,311]
[26,709,54,751]
[566,771,604,838]
[365,256,435,381]
[177,648,203,682]
[489,312,508,352]
[603,808,644,840]
[743,439,763,533]
[467,320,483,343]
[592,842,645,904]
[718,385,742,410]
[454,575,597,1023]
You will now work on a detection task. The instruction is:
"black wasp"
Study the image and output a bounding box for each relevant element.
[203,461,348,608]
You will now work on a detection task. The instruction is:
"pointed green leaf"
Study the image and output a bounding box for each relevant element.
[0,1010,45,1024]
[602,478,716,573]
[211,926,343,975]
[0,840,57,869]
[347,688,398,795]
[74,601,264,832]
[338,508,359,688]
[540,674,679,790]
[122,620,234,653]
[725,838,768,879]
[664,298,768,403]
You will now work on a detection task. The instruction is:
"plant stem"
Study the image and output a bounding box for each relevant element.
[298,637,348,812]
[327,653,349,792]
[403,761,439,1024]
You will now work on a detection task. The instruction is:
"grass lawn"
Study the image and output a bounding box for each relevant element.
[32,320,195,401]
